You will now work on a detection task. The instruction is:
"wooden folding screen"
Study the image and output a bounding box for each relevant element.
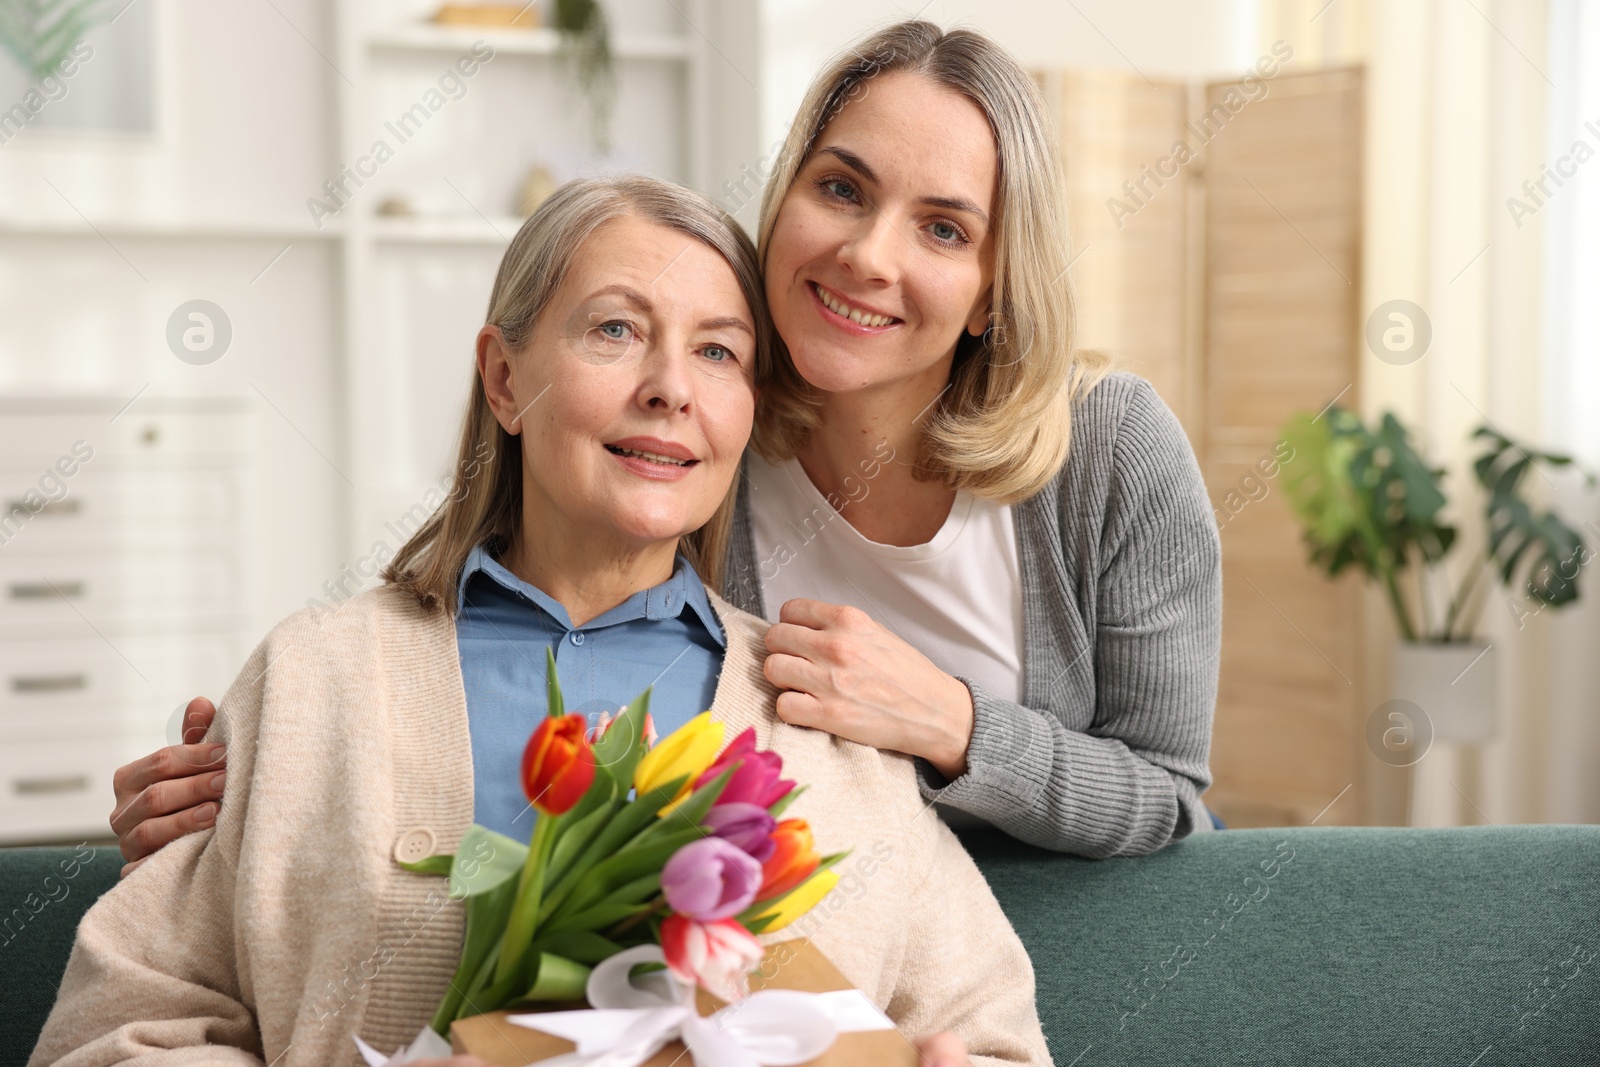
[1044,67,1366,826]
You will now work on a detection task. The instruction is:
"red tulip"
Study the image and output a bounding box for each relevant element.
[521,713,595,816]
[758,818,819,900]
[695,727,795,809]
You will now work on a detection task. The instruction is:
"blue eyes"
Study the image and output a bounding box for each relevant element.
[824,179,857,201]
[814,174,971,247]
[589,320,737,365]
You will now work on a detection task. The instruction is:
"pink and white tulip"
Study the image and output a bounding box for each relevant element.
[660,915,764,1002]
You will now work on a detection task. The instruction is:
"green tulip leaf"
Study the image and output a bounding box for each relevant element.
[534,929,629,965]
[541,901,651,935]
[767,784,807,819]
[398,854,454,877]
[447,825,528,898]
[522,953,593,1002]
[591,687,651,789]
[547,799,618,886]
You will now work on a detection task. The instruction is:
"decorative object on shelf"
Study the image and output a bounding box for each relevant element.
[376,196,415,217]
[430,2,539,29]
[552,0,613,153]
[0,0,112,81]
[514,164,558,217]
[1280,406,1593,743]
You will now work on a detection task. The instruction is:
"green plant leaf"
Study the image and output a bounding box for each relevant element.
[1473,423,1591,609]
[590,687,650,792]
[447,825,528,898]
[594,871,662,908]
[541,901,650,935]
[547,799,617,886]
[536,775,687,924]
[534,929,628,965]
[636,767,733,844]
[0,0,112,81]
[522,953,592,1002]
[398,854,454,877]
[768,784,807,819]
[553,828,700,920]
[545,645,564,718]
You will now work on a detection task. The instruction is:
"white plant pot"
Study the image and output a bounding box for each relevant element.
[1390,641,1498,744]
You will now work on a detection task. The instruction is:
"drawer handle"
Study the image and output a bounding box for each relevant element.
[8,580,84,600]
[12,673,89,693]
[14,775,91,796]
[4,499,80,517]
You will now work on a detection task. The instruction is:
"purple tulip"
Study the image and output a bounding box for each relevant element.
[662,837,763,921]
[702,802,778,862]
[696,728,796,809]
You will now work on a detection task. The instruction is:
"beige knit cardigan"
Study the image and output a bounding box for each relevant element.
[29,584,1051,1067]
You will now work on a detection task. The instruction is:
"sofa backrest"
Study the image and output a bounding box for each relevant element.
[1,846,119,1067]
[961,824,1600,1064]
[4,827,1599,1066]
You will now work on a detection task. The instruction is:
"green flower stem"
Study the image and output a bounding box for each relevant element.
[495,814,556,986]
[605,895,666,940]
[429,957,474,1034]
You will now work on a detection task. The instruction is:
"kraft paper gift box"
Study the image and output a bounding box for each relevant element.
[449,938,919,1067]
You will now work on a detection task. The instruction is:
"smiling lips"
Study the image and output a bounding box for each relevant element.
[810,282,901,330]
[604,436,700,480]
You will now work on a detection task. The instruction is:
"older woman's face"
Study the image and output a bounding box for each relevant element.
[764,71,998,398]
[486,215,757,550]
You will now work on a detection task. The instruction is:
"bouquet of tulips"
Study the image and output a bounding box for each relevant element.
[403,650,845,1034]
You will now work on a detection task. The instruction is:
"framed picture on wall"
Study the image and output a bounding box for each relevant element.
[0,0,155,140]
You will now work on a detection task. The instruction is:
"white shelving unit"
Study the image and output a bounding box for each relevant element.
[333,0,719,557]
[0,0,755,843]
[0,398,253,844]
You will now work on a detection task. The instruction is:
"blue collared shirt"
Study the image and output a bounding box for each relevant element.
[454,544,725,841]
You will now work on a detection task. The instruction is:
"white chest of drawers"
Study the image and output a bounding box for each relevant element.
[0,396,253,844]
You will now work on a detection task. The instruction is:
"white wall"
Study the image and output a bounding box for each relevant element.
[757,0,1262,151]
[0,0,346,636]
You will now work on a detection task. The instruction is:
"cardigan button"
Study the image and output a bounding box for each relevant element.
[393,827,437,865]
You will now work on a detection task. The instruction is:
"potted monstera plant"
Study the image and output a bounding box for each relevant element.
[1279,406,1592,743]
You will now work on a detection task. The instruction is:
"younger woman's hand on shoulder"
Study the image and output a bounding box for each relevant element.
[110,696,228,878]
[762,598,974,779]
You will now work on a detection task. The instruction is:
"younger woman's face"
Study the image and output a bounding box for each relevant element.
[480,215,757,552]
[764,71,999,400]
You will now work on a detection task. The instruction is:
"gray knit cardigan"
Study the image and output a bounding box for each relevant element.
[723,372,1221,857]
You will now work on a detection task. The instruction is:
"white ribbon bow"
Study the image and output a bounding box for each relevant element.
[507,944,894,1067]
[352,1023,455,1066]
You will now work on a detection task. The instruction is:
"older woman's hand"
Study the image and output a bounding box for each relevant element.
[110,696,228,878]
[916,1031,973,1067]
[763,598,974,779]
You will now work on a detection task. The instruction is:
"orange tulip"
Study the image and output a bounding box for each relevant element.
[521,713,595,816]
[757,818,819,900]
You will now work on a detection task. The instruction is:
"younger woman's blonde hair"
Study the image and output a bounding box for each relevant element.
[385,175,774,611]
[754,19,1110,502]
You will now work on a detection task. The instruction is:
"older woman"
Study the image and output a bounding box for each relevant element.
[29,178,1046,1067]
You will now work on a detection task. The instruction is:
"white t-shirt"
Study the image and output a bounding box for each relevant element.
[745,452,1024,704]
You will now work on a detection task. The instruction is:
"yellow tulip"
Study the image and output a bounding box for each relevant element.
[633,711,725,808]
[749,868,840,934]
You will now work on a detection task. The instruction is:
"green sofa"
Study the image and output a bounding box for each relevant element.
[4,826,1598,1066]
